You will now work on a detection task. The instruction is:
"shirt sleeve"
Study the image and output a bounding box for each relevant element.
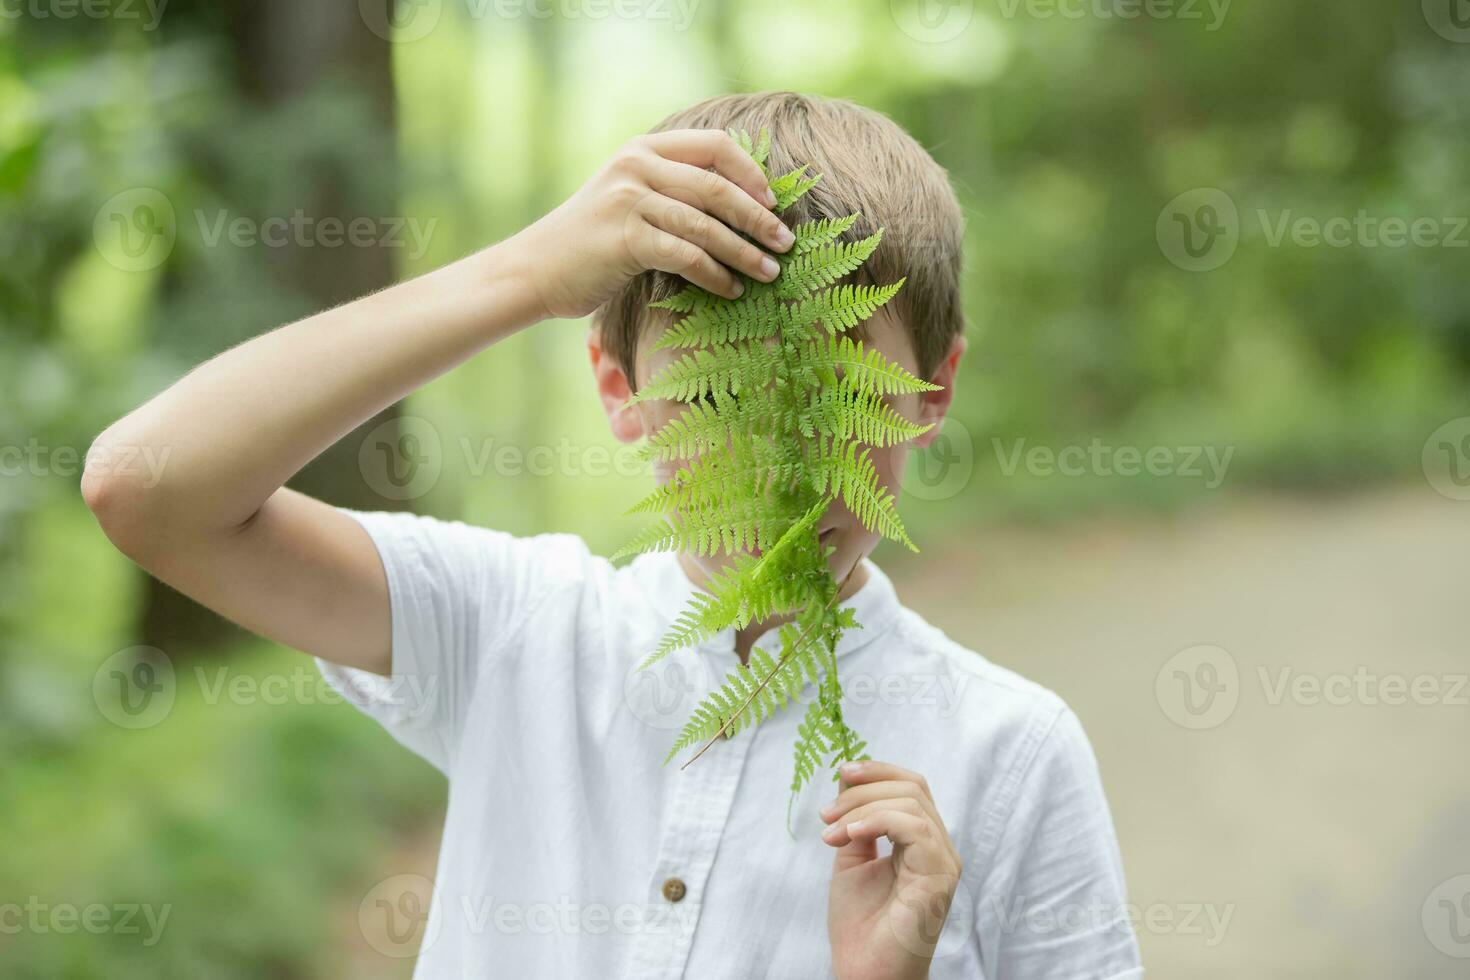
[315,509,594,774]
[974,706,1144,979]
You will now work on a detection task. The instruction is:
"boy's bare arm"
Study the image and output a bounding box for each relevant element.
[83,130,793,676]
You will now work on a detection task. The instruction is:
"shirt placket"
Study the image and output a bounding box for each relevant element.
[624,643,759,980]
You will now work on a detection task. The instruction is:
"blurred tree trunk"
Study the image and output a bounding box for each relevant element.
[141,0,402,653]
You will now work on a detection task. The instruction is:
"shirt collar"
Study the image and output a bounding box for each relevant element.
[637,550,901,661]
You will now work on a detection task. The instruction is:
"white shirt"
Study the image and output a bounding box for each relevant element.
[319,509,1143,979]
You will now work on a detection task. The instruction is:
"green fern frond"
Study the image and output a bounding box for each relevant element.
[802,381,932,447]
[617,132,932,818]
[664,623,828,762]
[615,494,804,560]
[627,438,804,516]
[811,439,915,550]
[652,290,790,351]
[802,335,943,397]
[729,127,772,172]
[650,284,714,314]
[777,231,884,299]
[629,343,782,404]
[791,280,905,337]
[787,680,870,826]
[639,501,823,668]
[792,214,861,255]
[769,165,822,211]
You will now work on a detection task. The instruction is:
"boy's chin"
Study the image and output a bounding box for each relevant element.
[821,530,876,582]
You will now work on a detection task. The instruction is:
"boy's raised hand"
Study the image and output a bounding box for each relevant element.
[517,129,796,320]
[83,131,793,681]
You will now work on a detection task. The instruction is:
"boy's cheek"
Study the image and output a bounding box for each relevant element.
[876,443,912,497]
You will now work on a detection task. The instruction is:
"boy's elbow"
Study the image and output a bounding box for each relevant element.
[82,434,158,563]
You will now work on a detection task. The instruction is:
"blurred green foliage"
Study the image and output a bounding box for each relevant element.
[1,0,1466,975]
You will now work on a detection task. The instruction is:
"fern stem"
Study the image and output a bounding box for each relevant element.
[677,558,861,771]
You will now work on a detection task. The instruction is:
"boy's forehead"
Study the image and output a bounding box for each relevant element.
[633,307,918,387]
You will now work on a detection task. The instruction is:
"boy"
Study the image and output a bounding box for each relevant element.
[85,92,1142,978]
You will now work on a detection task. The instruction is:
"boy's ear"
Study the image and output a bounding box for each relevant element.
[587,328,645,444]
[913,335,966,449]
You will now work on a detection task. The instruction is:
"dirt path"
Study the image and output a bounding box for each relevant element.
[894,486,1470,978]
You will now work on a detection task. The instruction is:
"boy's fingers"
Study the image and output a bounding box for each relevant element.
[838,760,936,803]
[821,799,933,851]
[635,226,743,300]
[820,779,943,830]
[644,128,777,210]
[648,158,794,254]
[640,195,780,284]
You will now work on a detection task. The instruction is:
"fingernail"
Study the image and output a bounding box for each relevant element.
[821,823,843,843]
[846,820,866,836]
[729,280,744,298]
[840,761,863,778]
[759,256,780,281]
[763,187,778,208]
[773,225,795,249]
[819,800,837,819]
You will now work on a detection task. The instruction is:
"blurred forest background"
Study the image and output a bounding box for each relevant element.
[2,0,1467,977]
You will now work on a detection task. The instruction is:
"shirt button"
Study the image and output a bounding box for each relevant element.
[661,877,687,903]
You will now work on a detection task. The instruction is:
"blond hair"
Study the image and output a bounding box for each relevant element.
[594,91,965,384]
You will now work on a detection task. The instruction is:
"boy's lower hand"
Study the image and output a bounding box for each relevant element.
[514,129,795,320]
[822,761,964,980]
